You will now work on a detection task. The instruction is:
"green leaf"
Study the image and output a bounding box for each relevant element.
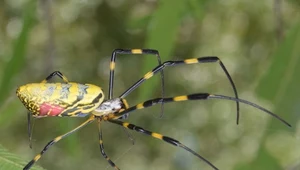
[138,0,186,100]
[256,20,300,127]
[0,145,45,170]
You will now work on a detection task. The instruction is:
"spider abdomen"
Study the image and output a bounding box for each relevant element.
[16,82,104,117]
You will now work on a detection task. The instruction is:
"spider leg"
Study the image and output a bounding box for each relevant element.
[23,116,95,170]
[97,119,120,170]
[109,49,164,102]
[119,57,240,124]
[41,71,69,83]
[108,119,219,170]
[114,93,291,127]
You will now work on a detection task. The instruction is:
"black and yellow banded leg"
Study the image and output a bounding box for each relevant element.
[23,116,95,170]
[109,49,164,100]
[120,57,240,124]
[41,71,69,83]
[108,119,219,170]
[115,93,291,127]
[97,120,120,170]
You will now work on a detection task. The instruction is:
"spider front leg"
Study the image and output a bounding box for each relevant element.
[108,119,219,170]
[120,57,240,124]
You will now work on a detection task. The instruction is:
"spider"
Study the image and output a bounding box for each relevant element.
[16,49,291,170]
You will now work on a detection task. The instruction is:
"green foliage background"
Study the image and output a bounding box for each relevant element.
[0,0,299,170]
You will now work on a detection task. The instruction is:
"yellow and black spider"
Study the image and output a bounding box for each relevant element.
[16,49,291,170]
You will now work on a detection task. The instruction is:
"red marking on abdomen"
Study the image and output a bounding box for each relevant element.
[39,103,65,116]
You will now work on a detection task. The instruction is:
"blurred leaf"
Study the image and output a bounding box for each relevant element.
[0,144,45,170]
[0,0,36,105]
[139,0,186,100]
[288,0,300,6]
[235,147,281,170]
[127,15,151,30]
[58,119,81,156]
[187,0,206,20]
[236,20,300,170]
[0,98,21,126]
[256,21,300,127]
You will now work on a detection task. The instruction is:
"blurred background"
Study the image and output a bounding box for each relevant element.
[0,0,300,170]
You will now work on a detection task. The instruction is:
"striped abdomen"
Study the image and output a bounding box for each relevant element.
[16,82,104,117]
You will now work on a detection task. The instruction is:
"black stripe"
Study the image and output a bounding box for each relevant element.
[135,126,152,135]
[44,140,55,152]
[142,49,159,54]
[198,56,219,63]
[143,100,155,107]
[61,90,86,113]
[142,97,172,107]
[82,104,96,110]
[107,159,116,167]
[112,49,130,54]
[100,143,106,155]
[23,160,35,170]
[61,107,79,116]
[187,93,210,100]
[162,136,179,146]
[61,103,95,116]
[124,123,152,136]
[92,93,103,103]
[163,97,174,103]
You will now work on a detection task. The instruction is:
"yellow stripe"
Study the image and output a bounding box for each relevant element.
[56,83,63,90]
[173,96,188,101]
[123,122,130,128]
[33,154,41,161]
[151,132,163,139]
[50,83,61,100]
[131,49,142,54]
[136,103,144,109]
[99,140,103,144]
[62,77,69,82]
[110,61,115,70]
[54,136,62,142]
[67,111,77,116]
[68,83,78,95]
[184,58,198,64]
[144,71,154,79]
[121,99,129,109]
